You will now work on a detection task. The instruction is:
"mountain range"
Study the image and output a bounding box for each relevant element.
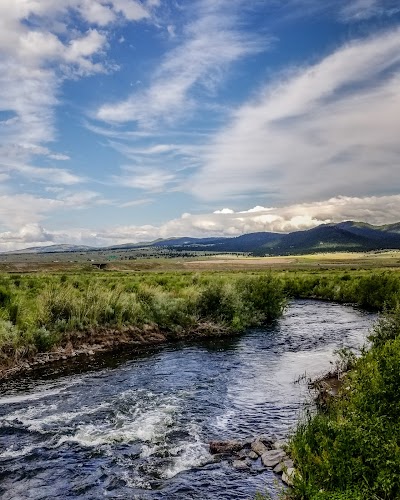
[6,221,400,256]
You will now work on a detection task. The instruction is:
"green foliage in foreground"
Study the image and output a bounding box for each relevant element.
[0,272,286,364]
[289,309,400,500]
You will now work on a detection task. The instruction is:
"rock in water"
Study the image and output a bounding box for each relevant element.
[209,440,242,454]
[261,449,287,467]
[273,459,294,474]
[282,467,296,486]
[251,439,269,456]
[236,449,249,459]
[232,460,250,470]
[273,439,288,450]
[241,437,255,447]
[257,434,274,449]
[248,451,259,460]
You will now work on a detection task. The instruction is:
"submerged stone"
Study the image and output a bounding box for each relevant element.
[209,440,242,455]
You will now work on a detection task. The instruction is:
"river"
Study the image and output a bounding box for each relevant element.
[0,300,375,499]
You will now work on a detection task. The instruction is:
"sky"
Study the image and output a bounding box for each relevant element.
[0,0,400,250]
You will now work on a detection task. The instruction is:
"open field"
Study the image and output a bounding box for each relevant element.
[2,250,400,273]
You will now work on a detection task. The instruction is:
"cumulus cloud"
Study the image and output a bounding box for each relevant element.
[96,0,266,126]
[0,225,53,245]
[2,194,400,251]
[188,28,400,203]
[0,0,152,189]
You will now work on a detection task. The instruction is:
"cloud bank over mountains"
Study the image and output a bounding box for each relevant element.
[2,194,400,251]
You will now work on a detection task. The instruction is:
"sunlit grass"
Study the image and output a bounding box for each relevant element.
[0,272,287,364]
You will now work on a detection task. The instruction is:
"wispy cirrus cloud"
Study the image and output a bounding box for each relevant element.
[340,0,400,21]
[96,0,268,127]
[114,166,176,192]
[188,27,400,203]
[3,162,82,185]
[0,189,110,231]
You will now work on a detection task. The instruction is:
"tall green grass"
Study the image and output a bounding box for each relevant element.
[2,269,400,367]
[0,272,286,365]
[284,270,400,310]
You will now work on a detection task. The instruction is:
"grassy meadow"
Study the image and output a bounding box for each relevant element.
[1,258,400,369]
[0,270,288,369]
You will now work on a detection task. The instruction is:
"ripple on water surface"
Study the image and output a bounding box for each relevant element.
[0,300,375,499]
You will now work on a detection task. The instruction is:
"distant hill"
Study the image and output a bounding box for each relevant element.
[141,222,400,255]
[6,222,400,256]
[8,244,94,254]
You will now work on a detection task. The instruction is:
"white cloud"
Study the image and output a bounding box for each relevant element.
[78,0,116,26]
[188,28,400,203]
[146,0,161,7]
[214,208,234,214]
[48,154,71,161]
[340,0,400,21]
[107,140,199,160]
[114,167,176,192]
[0,194,63,228]
[96,0,266,126]
[0,190,108,231]
[167,25,176,38]
[0,0,151,190]
[8,163,82,185]
[2,193,400,251]
[0,224,52,244]
[111,0,149,21]
[120,198,154,207]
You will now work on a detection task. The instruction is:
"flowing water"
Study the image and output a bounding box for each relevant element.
[0,300,375,499]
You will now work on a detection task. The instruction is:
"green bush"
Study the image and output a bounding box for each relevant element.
[196,281,239,325]
[368,306,400,348]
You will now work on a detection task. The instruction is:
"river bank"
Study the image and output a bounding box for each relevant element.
[288,308,400,499]
[1,268,399,382]
[0,272,287,380]
[0,321,234,381]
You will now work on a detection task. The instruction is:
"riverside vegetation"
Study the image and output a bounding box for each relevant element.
[0,271,287,373]
[287,308,400,500]
[1,267,400,499]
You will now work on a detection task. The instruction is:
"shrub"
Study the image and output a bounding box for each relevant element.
[196,281,239,325]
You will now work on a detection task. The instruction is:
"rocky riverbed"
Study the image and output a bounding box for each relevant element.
[209,435,296,486]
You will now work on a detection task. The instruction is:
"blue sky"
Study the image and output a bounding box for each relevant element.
[0,0,400,250]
